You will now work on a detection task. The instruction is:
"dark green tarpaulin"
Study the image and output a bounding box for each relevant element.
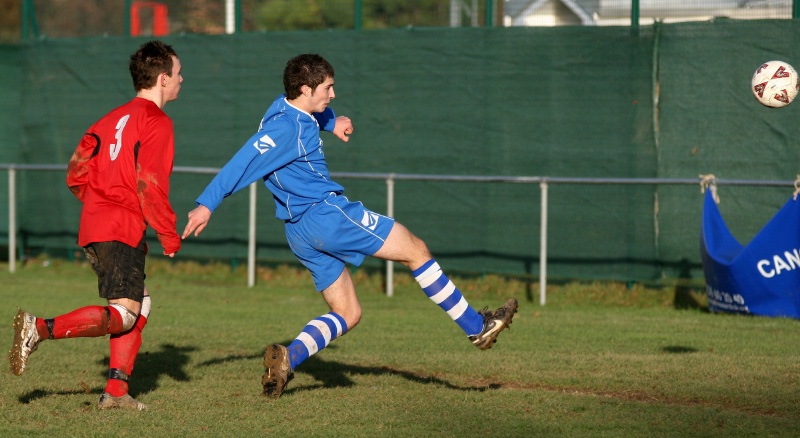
[2,20,798,282]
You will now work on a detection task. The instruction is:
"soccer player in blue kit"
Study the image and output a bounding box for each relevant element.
[181,54,518,399]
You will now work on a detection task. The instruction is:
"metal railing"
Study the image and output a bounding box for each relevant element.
[2,163,795,304]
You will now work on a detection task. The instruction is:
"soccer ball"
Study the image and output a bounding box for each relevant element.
[751,60,799,108]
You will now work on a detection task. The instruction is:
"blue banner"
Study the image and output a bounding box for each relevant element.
[700,189,800,318]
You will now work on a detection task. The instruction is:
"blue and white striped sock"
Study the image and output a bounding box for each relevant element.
[287,312,348,370]
[413,259,483,336]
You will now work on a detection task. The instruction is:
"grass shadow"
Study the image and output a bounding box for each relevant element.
[673,258,709,312]
[18,388,94,404]
[123,343,196,397]
[292,355,502,394]
[96,342,197,397]
[17,343,196,404]
[660,345,699,354]
[198,341,501,395]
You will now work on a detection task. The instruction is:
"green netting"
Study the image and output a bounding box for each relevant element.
[0,45,21,250]
[2,21,798,282]
[655,20,800,279]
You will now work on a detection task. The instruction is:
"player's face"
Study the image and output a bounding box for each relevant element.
[164,56,183,102]
[309,77,335,113]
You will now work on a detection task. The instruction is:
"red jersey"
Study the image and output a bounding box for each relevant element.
[66,97,180,254]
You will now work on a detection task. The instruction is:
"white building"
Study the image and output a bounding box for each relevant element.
[503,0,793,27]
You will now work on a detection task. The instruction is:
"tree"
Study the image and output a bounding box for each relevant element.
[0,0,21,42]
[254,0,464,31]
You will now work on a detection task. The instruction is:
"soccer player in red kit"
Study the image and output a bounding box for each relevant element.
[9,40,182,411]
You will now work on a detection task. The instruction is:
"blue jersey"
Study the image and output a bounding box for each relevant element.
[196,95,344,221]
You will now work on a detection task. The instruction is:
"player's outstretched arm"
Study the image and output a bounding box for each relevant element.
[332,116,353,142]
[182,205,212,239]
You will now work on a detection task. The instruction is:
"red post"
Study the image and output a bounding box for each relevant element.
[130,1,169,37]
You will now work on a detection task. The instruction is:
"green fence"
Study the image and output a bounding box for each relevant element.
[2,20,800,283]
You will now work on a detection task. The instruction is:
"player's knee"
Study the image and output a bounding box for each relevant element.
[401,226,432,262]
[141,295,152,319]
[415,238,432,260]
[109,303,139,331]
[406,240,433,270]
[338,306,362,330]
[346,313,362,330]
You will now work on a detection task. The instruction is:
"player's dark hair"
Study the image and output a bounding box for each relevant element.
[129,40,177,92]
[283,54,334,99]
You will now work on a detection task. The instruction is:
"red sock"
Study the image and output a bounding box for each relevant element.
[105,315,147,397]
[48,306,124,339]
[35,319,49,340]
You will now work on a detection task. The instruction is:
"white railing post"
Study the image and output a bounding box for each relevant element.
[9,167,16,273]
[539,180,548,305]
[385,174,395,296]
[247,182,256,287]
[225,0,235,34]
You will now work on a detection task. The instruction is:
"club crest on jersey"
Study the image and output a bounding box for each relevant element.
[361,211,379,230]
[253,134,277,154]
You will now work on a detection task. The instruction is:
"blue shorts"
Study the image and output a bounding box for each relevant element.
[285,193,395,291]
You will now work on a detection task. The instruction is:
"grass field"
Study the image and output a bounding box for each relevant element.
[1,257,798,437]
